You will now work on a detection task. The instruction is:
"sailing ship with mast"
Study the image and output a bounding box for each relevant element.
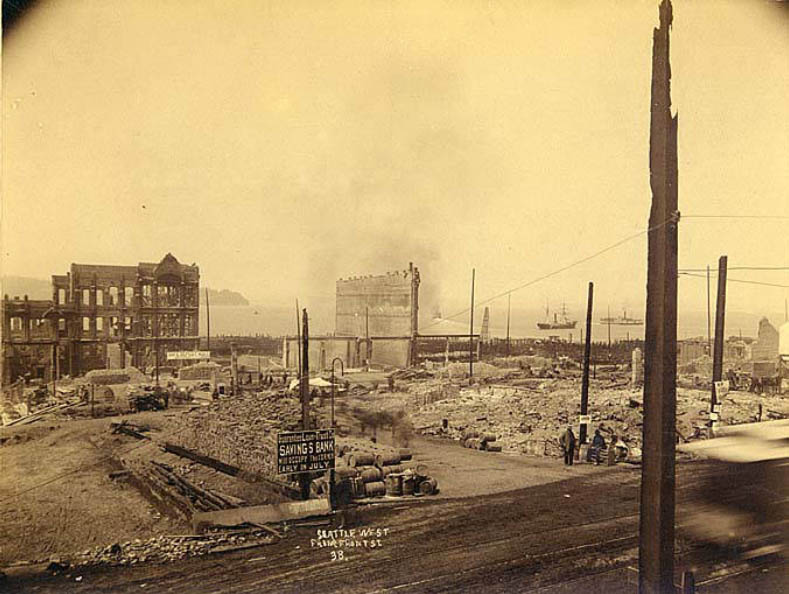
[537,302,577,330]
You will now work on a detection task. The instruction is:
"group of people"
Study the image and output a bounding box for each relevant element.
[559,426,628,466]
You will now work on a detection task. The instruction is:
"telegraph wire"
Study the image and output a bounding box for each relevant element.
[682,215,789,220]
[678,266,789,273]
[678,272,789,289]
[421,217,675,331]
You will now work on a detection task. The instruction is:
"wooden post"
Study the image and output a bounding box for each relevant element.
[295,299,301,379]
[205,288,211,351]
[580,282,594,444]
[469,268,475,378]
[639,2,679,593]
[711,256,728,432]
[299,309,311,500]
[706,265,712,355]
[506,293,511,357]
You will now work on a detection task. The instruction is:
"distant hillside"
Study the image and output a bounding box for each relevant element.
[1,276,52,300]
[204,288,250,306]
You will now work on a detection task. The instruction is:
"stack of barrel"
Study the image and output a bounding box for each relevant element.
[461,430,502,452]
[330,445,439,499]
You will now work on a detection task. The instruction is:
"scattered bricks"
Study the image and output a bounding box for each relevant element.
[162,392,305,493]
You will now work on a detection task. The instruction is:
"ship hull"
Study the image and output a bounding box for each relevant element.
[537,322,577,330]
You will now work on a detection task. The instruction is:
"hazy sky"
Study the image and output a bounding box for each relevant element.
[2,0,787,323]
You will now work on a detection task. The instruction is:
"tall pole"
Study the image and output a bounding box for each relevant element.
[365,306,370,369]
[154,313,160,387]
[706,265,712,355]
[469,268,475,378]
[639,2,679,593]
[506,293,511,357]
[295,299,302,379]
[711,256,728,425]
[205,288,211,351]
[51,343,58,399]
[299,308,311,500]
[607,306,612,352]
[579,282,594,444]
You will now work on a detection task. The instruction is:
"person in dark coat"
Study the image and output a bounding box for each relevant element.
[560,426,576,466]
[590,429,606,465]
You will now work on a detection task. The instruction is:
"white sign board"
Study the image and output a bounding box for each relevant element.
[166,351,211,361]
[579,414,591,425]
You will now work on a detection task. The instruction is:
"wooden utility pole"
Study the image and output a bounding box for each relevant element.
[299,308,311,500]
[706,265,712,355]
[579,282,594,444]
[506,293,511,357]
[205,288,211,351]
[711,256,728,429]
[639,2,679,593]
[607,305,612,352]
[469,269,475,378]
[230,342,239,395]
[295,299,302,379]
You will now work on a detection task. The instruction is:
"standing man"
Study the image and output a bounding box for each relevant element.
[560,425,576,466]
[590,429,607,465]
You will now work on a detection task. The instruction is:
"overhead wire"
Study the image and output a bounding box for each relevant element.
[420,217,674,332]
[678,266,789,273]
[678,272,789,289]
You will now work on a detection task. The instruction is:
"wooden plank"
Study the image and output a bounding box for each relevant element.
[163,442,300,499]
[192,498,330,532]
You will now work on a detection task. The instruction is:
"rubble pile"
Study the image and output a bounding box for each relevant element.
[165,391,306,485]
[444,362,513,379]
[410,380,789,456]
[66,530,275,568]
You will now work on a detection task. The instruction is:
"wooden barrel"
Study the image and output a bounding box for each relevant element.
[348,452,375,467]
[419,477,438,495]
[359,467,383,482]
[486,444,503,453]
[375,453,401,467]
[335,466,359,479]
[384,474,402,496]
[380,464,404,477]
[481,433,497,443]
[462,429,479,440]
[402,474,415,496]
[351,477,366,498]
[364,481,386,497]
[401,463,427,477]
[398,448,413,461]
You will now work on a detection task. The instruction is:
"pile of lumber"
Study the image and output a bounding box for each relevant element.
[145,461,246,513]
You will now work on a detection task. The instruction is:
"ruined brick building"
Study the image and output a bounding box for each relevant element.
[283,263,420,370]
[2,254,199,384]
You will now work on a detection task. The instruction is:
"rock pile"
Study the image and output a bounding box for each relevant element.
[410,380,789,456]
[165,391,308,486]
[66,531,275,568]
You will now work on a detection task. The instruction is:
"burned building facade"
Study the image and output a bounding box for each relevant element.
[284,264,420,370]
[335,263,419,367]
[2,254,199,384]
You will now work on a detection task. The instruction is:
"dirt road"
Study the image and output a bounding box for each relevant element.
[8,459,784,594]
